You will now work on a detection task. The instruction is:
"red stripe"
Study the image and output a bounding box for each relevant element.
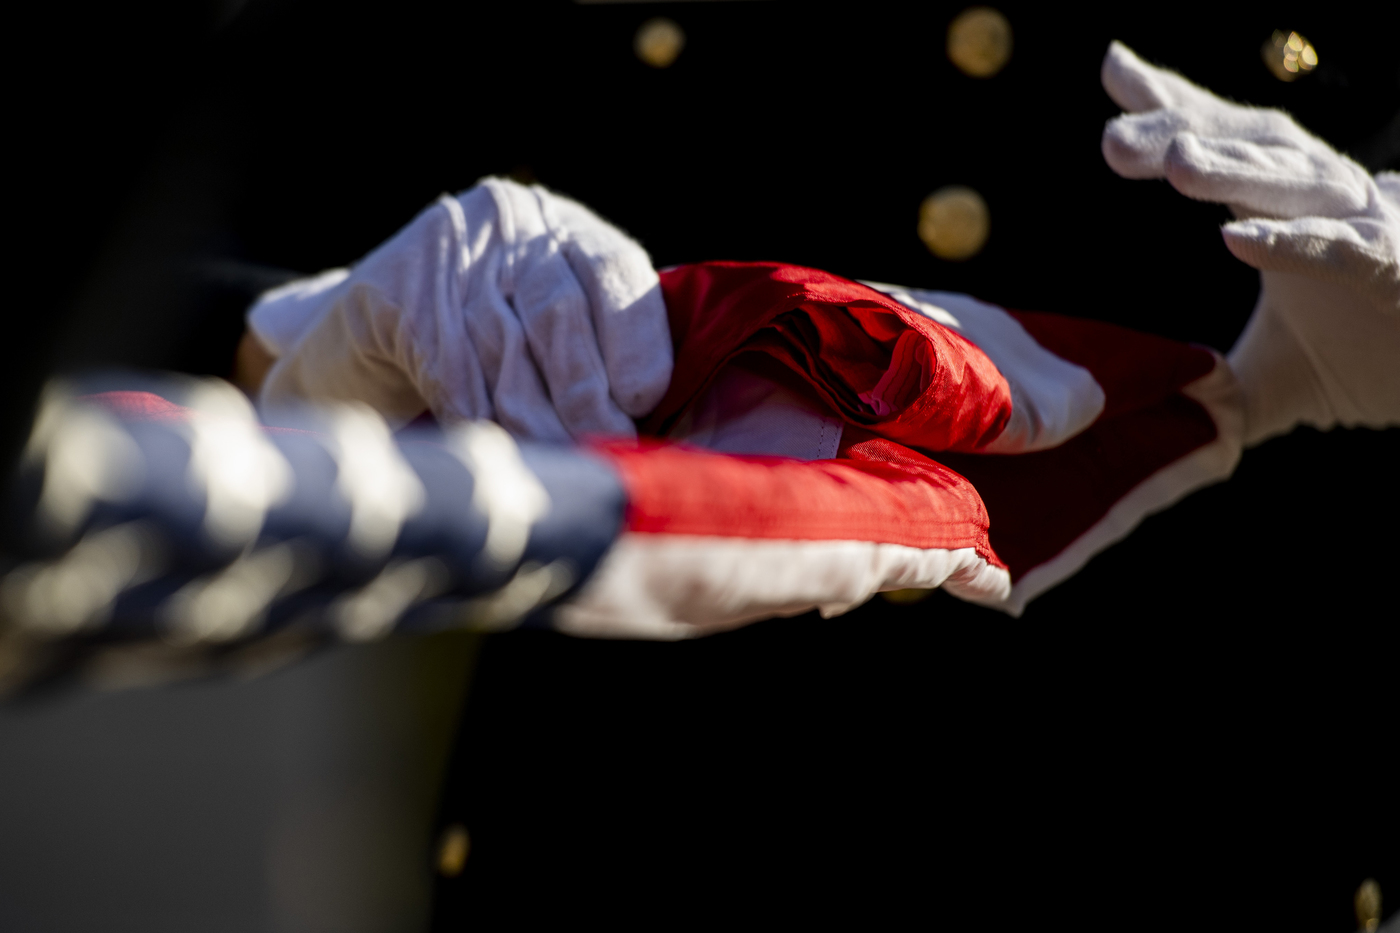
[80,391,323,439]
[80,391,191,422]
[593,437,1002,566]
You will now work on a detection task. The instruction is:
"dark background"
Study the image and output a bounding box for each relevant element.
[8,0,1399,929]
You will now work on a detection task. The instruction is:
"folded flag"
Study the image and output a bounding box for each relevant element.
[565,262,1240,635]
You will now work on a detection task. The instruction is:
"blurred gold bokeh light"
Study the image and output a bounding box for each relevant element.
[1262,30,1317,81]
[437,824,470,877]
[919,186,990,261]
[947,7,1013,78]
[1355,879,1381,933]
[881,588,934,605]
[635,18,685,69]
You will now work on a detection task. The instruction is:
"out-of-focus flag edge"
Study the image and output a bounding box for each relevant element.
[0,379,627,695]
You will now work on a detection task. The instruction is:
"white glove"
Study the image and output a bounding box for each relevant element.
[248,178,672,441]
[1100,41,1400,445]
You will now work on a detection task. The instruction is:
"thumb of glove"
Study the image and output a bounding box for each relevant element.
[1222,216,1400,315]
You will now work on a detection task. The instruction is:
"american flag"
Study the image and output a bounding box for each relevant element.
[0,262,1239,693]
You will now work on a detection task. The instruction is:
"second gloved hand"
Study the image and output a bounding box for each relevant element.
[247,178,673,441]
[1100,41,1400,444]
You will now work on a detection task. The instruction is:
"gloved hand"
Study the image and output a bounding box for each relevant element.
[1100,41,1400,445]
[247,178,672,441]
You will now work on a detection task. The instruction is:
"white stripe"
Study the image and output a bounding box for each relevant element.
[555,535,1010,639]
[669,364,844,461]
[446,420,550,570]
[324,405,426,560]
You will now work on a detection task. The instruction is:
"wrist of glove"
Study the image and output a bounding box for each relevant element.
[247,178,673,441]
[1100,41,1400,445]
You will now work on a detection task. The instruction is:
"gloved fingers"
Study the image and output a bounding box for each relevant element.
[537,189,673,418]
[1101,41,1225,114]
[1102,106,1307,180]
[483,179,637,439]
[351,196,496,424]
[464,282,575,442]
[1165,133,1373,219]
[1102,108,1192,179]
[513,238,639,437]
[1222,217,1400,314]
[261,199,496,427]
[1101,42,1323,186]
